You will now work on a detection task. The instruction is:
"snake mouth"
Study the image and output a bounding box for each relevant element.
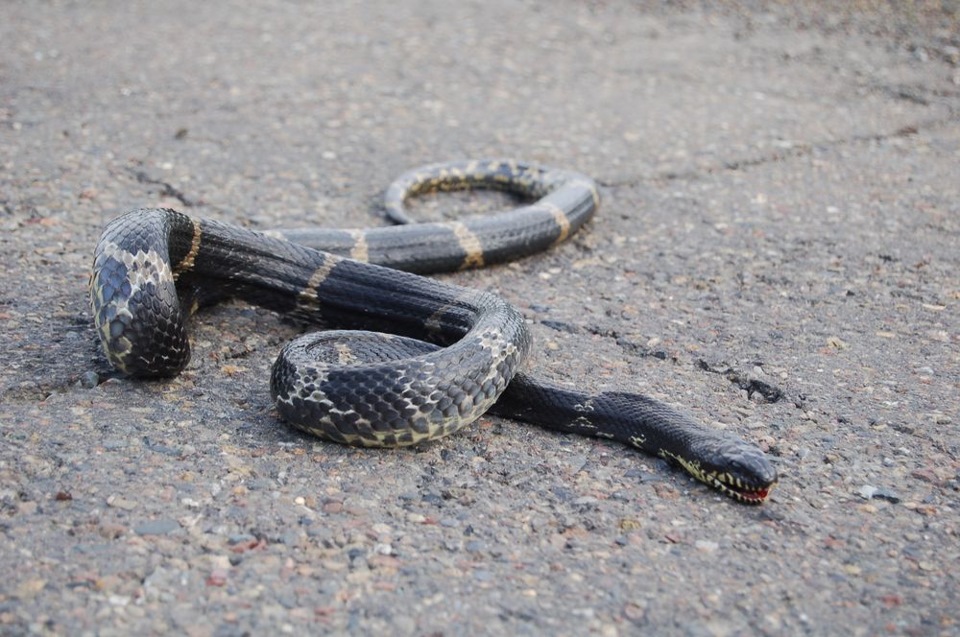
[712,477,775,505]
[662,451,776,504]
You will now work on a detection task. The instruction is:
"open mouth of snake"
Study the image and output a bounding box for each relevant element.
[714,478,773,504]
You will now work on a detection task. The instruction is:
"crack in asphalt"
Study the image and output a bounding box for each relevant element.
[695,359,786,404]
[132,170,198,208]
[598,115,957,188]
[537,318,791,402]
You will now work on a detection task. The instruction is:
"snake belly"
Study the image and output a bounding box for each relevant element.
[90,159,777,503]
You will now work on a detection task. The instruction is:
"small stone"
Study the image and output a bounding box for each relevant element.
[370,523,392,535]
[941,45,959,64]
[465,540,485,553]
[695,540,719,553]
[322,500,343,514]
[368,554,401,570]
[857,484,900,503]
[872,488,900,503]
[619,518,642,532]
[320,559,347,572]
[99,523,127,539]
[80,371,100,388]
[624,601,647,623]
[910,468,939,484]
[206,569,229,586]
[134,519,180,536]
[15,579,46,599]
[347,547,365,561]
[107,594,129,607]
[107,495,138,510]
[826,336,848,350]
[228,533,257,545]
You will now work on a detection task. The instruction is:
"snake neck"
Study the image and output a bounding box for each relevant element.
[492,373,777,503]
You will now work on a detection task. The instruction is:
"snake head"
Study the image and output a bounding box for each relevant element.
[663,435,778,504]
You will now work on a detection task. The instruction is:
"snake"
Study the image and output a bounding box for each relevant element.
[90,159,777,503]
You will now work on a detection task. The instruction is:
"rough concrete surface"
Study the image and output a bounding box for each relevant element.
[1,1,958,635]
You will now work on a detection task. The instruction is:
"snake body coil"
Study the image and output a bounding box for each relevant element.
[90,159,777,503]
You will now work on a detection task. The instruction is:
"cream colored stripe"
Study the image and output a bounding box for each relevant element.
[347,229,369,262]
[297,256,338,307]
[451,221,485,269]
[173,218,203,277]
[543,202,572,246]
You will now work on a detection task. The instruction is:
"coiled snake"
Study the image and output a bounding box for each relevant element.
[90,159,777,503]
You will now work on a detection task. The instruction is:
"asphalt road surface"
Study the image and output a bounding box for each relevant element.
[1,1,958,635]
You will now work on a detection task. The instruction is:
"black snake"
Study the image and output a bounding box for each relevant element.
[90,159,777,503]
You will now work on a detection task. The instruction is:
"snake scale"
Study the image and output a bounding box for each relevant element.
[90,159,777,503]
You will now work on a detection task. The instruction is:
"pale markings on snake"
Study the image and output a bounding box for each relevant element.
[97,241,172,309]
[172,217,203,275]
[423,305,448,337]
[542,202,572,246]
[112,242,172,286]
[334,342,358,365]
[571,415,597,430]
[296,256,339,308]
[573,399,595,413]
[91,241,178,371]
[345,229,370,262]
[450,221,485,269]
